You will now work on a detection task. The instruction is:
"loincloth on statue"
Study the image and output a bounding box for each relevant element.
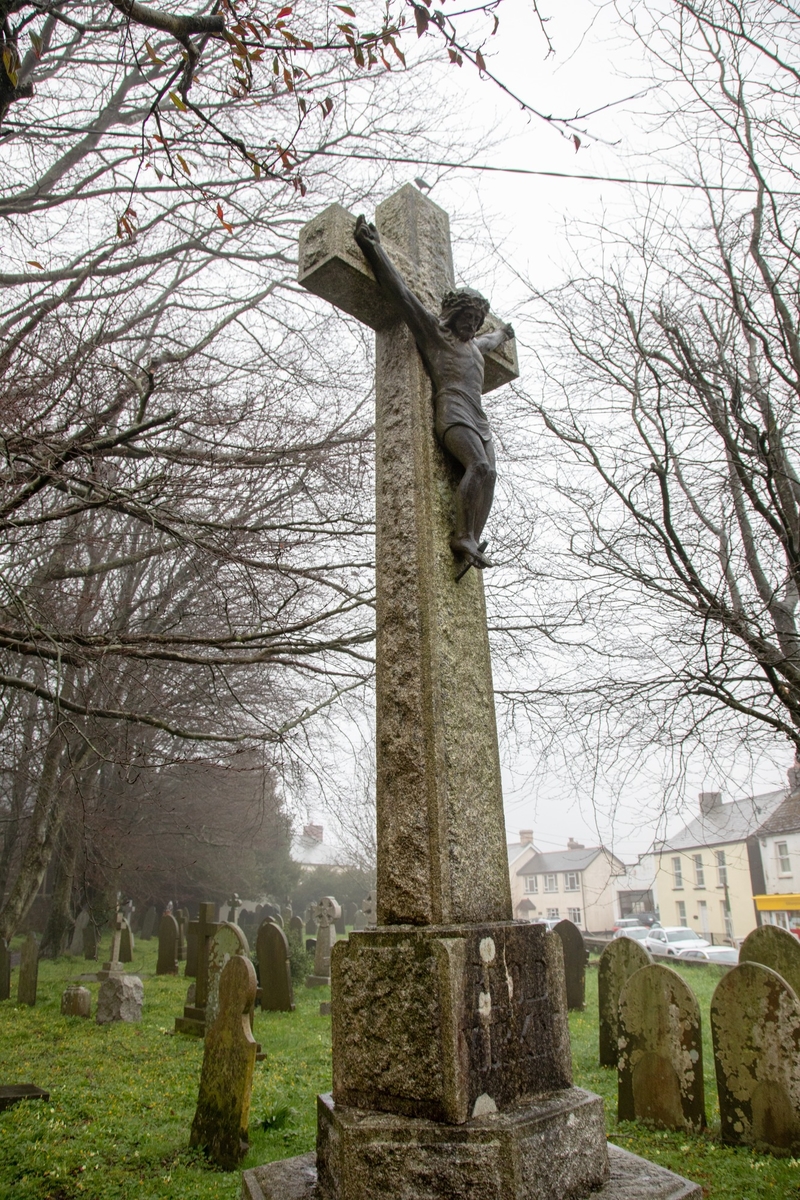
[434,387,492,445]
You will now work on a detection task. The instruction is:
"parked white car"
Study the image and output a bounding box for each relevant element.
[677,945,739,965]
[612,926,650,942]
[644,926,711,957]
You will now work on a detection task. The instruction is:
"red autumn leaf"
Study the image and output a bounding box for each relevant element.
[276,5,292,16]
[573,134,581,152]
[475,48,486,73]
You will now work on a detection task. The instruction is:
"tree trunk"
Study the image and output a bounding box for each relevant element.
[39,813,81,958]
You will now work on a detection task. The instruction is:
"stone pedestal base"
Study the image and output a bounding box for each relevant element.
[174,1003,206,1036]
[243,1139,701,1200]
[305,975,331,989]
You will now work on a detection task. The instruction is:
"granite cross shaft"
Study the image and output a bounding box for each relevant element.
[298,184,515,928]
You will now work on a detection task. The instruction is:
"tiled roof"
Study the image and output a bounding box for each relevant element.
[515,847,623,877]
[654,788,786,853]
[507,841,536,868]
[756,794,800,837]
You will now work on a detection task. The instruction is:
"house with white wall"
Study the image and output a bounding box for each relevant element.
[508,834,625,932]
[751,781,800,931]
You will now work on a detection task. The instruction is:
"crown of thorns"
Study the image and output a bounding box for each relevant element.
[440,287,490,320]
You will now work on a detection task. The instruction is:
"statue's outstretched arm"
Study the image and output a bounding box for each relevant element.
[354,215,437,344]
[476,323,515,354]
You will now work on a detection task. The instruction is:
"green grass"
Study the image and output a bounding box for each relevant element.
[575,961,800,1199]
[0,935,330,1199]
[2,941,800,1198]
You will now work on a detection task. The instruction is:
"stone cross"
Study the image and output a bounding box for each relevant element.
[194,903,222,1010]
[311,897,339,929]
[361,892,377,929]
[299,185,514,926]
[97,912,124,980]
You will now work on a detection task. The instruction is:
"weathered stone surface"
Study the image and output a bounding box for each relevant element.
[69,910,89,955]
[288,915,304,943]
[0,1084,50,1111]
[119,919,134,964]
[0,938,11,1000]
[206,922,249,1028]
[353,911,366,932]
[61,984,91,1018]
[332,923,571,1125]
[96,973,144,1024]
[307,898,340,986]
[17,932,38,1006]
[256,919,294,1012]
[740,923,800,997]
[83,922,98,960]
[177,907,189,961]
[141,906,158,940]
[186,919,199,977]
[190,953,258,1170]
[243,1143,702,1200]
[301,188,514,928]
[598,938,652,1067]
[176,904,223,1035]
[618,964,705,1132]
[553,919,586,1012]
[96,911,125,981]
[711,960,800,1151]
[315,1089,607,1200]
[156,911,180,975]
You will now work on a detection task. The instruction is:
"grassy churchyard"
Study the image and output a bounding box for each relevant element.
[1,939,800,1199]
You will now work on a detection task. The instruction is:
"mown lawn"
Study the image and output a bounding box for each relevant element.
[1,938,800,1198]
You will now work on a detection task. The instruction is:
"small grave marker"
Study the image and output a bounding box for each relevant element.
[598,938,652,1067]
[141,906,158,941]
[0,1084,50,1111]
[553,918,586,1012]
[96,974,144,1024]
[207,923,250,1028]
[156,911,180,975]
[618,963,705,1132]
[61,985,91,1018]
[740,924,800,998]
[256,919,294,1012]
[190,953,258,1169]
[306,897,340,987]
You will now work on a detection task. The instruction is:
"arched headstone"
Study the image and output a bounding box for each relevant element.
[288,914,304,943]
[740,924,800,997]
[256,919,295,1012]
[141,906,158,941]
[119,919,134,964]
[156,912,180,975]
[712,960,800,1152]
[618,963,705,1132]
[61,985,91,1018]
[598,937,652,1067]
[206,922,249,1028]
[69,910,89,956]
[553,919,586,1012]
[190,954,257,1169]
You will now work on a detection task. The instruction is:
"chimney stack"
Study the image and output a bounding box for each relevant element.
[304,823,324,842]
[519,829,534,845]
[698,791,722,816]
[567,837,585,850]
[788,761,800,794]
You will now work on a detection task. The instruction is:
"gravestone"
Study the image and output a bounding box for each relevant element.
[598,938,652,1067]
[61,985,91,1018]
[712,960,800,1151]
[306,897,340,987]
[119,918,134,964]
[269,912,284,930]
[352,910,366,932]
[243,184,701,1200]
[305,938,316,955]
[618,963,705,1132]
[17,933,38,1006]
[83,922,98,960]
[175,903,222,1036]
[256,919,295,1012]
[177,907,189,961]
[69,910,89,955]
[141,906,158,940]
[334,912,346,936]
[362,891,377,928]
[185,917,199,978]
[97,911,125,981]
[740,923,800,997]
[0,938,10,1000]
[156,911,180,975]
[288,914,304,943]
[96,974,143,1024]
[282,904,293,927]
[190,953,258,1169]
[304,905,317,935]
[206,922,250,1029]
[227,894,241,923]
[343,901,357,927]
[553,918,586,1012]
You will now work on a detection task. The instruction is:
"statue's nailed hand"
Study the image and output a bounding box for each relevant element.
[503,322,515,341]
[355,214,380,249]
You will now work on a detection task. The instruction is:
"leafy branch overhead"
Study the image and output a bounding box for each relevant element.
[0,0,520,193]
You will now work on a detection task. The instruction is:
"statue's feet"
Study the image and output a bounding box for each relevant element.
[450,535,493,570]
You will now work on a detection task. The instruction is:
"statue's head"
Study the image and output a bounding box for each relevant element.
[440,287,490,341]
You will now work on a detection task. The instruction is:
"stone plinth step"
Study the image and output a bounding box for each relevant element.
[174,1015,205,1036]
[305,975,330,988]
[242,1143,701,1200]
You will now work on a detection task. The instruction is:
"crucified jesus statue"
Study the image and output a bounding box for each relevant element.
[354,215,514,572]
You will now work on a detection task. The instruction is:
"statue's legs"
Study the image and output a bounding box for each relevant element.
[443,425,496,563]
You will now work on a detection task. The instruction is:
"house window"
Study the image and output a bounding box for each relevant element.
[564,872,579,892]
[546,907,560,920]
[544,874,558,892]
[693,854,705,887]
[524,875,538,894]
[777,842,792,876]
[721,900,734,940]
[715,850,727,886]
[676,900,687,926]
[672,857,683,888]
[567,907,582,925]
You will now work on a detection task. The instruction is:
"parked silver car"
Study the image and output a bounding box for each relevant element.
[643,926,711,956]
[612,926,650,941]
[677,945,739,964]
